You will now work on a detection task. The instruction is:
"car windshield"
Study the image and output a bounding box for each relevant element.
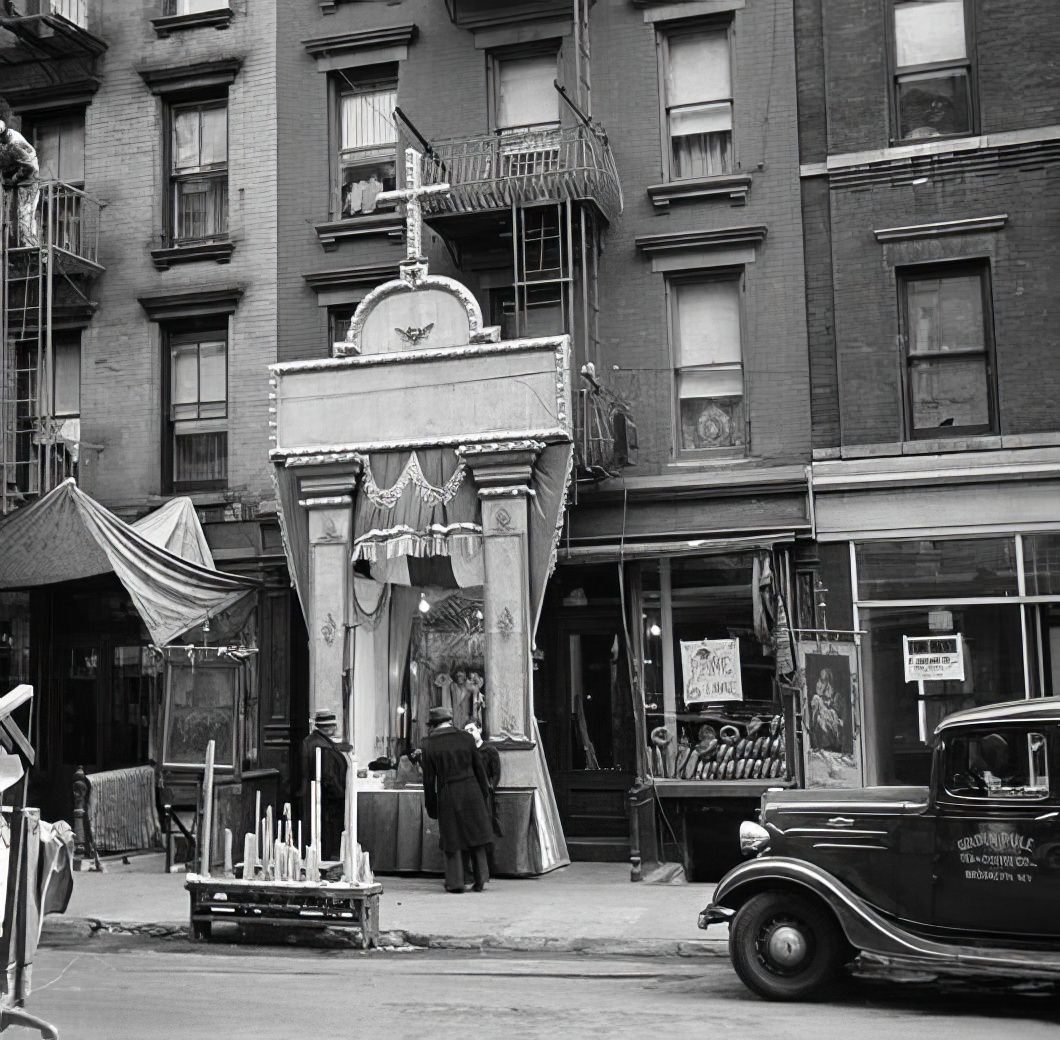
[943,727,1052,800]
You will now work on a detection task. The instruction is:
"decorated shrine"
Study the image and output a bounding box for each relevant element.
[270,150,571,875]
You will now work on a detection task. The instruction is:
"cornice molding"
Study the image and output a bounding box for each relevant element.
[303,24,416,60]
[874,214,1009,243]
[635,225,767,255]
[138,285,245,322]
[151,7,233,38]
[646,172,752,209]
[303,264,398,293]
[138,57,243,95]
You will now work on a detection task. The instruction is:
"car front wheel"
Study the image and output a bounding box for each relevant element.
[729,890,847,1001]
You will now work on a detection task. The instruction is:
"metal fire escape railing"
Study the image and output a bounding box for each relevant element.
[420,123,623,223]
[1,180,104,514]
[574,364,638,482]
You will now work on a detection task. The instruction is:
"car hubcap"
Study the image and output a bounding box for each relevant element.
[766,924,808,968]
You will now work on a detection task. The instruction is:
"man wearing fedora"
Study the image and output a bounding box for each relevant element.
[421,705,493,892]
[300,709,347,860]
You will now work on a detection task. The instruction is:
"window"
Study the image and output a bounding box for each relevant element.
[944,728,1051,801]
[29,112,85,185]
[163,0,228,13]
[53,337,81,418]
[660,25,733,180]
[328,305,357,352]
[166,328,227,490]
[670,276,744,453]
[490,51,559,132]
[169,100,228,245]
[900,264,995,437]
[891,0,974,141]
[337,81,397,218]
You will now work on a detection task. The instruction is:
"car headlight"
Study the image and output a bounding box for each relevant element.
[739,820,770,856]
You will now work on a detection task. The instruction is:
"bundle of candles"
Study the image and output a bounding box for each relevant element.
[221,797,374,887]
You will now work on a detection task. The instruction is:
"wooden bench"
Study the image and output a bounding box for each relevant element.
[184,876,382,949]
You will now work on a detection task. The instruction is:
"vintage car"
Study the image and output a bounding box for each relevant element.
[698,696,1060,1000]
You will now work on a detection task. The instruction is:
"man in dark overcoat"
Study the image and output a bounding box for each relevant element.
[300,709,347,860]
[421,705,493,892]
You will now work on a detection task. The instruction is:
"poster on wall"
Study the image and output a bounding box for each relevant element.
[903,634,965,683]
[680,638,743,704]
[798,639,864,789]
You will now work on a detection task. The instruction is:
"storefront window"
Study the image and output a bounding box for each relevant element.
[856,537,1017,600]
[639,554,789,783]
[1023,534,1060,596]
[861,603,1024,785]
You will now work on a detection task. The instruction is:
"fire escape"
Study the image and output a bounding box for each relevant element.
[417,0,637,483]
[0,0,106,514]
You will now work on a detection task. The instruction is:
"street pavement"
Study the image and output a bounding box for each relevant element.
[24,941,1060,1040]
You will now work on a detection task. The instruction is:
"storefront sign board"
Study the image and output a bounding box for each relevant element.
[680,638,743,703]
[903,634,965,683]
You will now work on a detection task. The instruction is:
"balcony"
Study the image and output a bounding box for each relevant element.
[421,123,623,225]
[0,0,106,60]
[4,181,104,276]
[573,366,637,482]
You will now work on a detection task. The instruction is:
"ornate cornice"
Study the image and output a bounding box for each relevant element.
[635,225,767,255]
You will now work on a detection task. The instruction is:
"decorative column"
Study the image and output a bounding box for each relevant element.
[460,441,543,752]
[299,472,358,744]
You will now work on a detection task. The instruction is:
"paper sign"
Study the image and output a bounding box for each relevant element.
[903,634,965,683]
[680,638,743,703]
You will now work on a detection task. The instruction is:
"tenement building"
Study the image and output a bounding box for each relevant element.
[796,0,1060,787]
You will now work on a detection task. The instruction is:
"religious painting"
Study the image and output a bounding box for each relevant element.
[798,639,864,789]
[407,592,486,748]
[162,657,240,772]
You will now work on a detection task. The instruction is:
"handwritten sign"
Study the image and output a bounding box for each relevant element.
[903,634,965,683]
[681,638,743,704]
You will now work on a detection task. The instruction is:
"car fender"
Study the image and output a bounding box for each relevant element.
[701,857,955,961]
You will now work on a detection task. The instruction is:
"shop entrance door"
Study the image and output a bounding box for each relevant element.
[551,619,635,860]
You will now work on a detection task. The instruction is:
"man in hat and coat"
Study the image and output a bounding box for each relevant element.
[300,710,347,860]
[421,705,493,892]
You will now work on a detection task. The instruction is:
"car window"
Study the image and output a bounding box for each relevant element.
[943,728,1051,801]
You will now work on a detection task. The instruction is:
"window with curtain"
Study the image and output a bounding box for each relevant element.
[167,328,227,490]
[169,99,228,244]
[492,51,559,131]
[892,0,973,140]
[661,26,733,180]
[30,112,85,185]
[338,82,397,218]
[900,263,994,437]
[670,277,745,452]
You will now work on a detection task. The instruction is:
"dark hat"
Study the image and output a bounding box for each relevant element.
[428,706,453,725]
[313,709,338,728]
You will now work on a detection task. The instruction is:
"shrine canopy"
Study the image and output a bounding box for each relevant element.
[0,479,255,645]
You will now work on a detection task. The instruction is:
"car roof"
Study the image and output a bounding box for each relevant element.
[935,696,1060,735]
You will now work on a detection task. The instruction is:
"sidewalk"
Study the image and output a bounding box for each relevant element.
[44,854,726,957]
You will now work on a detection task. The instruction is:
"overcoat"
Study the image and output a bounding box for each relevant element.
[300,730,347,859]
[477,741,504,837]
[421,725,493,854]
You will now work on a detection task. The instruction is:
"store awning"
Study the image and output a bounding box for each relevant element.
[557,533,796,566]
[0,480,256,645]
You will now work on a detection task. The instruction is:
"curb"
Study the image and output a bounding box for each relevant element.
[41,916,727,959]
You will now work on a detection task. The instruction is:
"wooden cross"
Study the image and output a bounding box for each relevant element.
[376,147,450,263]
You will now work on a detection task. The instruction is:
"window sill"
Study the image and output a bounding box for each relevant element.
[314,213,403,251]
[151,8,233,38]
[646,173,752,210]
[151,241,235,270]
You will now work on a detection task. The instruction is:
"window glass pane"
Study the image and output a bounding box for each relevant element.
[34,123,61,181]
[679,392,744,450]
[340,159,396,217]
[666,30,730,106]
[910,356,989,431]
[171,346,198,406]
[856,538,1018,599]
[174,430,227,485]
[944,728,1050,800]
[173,0,228,13]
[199,105,227,166]
[897,69,970,138]
[53,340,80,417]
[907,273,984,354]
[674,281,741,367]
[198,340,226,404]
[861,603,1024,785]
[894,0,966,68]
[172,109,200,170]
[670,101,733,137]
[1023,535,1060,597]
[58,116,85,183]
[496,54,557,128]
[341,88,396,151]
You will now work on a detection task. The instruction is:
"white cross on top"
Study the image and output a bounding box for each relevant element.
[376,148,450,263]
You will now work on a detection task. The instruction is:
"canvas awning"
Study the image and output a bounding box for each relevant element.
[131,495,215,569]
[0,479,256,645]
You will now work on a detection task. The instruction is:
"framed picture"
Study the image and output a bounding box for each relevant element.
[797,639,864,789]
[162,657,241,773]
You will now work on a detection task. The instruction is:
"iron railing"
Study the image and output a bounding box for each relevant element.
[573,368,637,480]
[3,180,103,266]
[421,123,623,222]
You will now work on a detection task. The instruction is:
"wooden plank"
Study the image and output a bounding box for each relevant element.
[198,740,216,877]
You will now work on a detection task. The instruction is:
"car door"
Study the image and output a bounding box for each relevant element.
[932,723,1060,939]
